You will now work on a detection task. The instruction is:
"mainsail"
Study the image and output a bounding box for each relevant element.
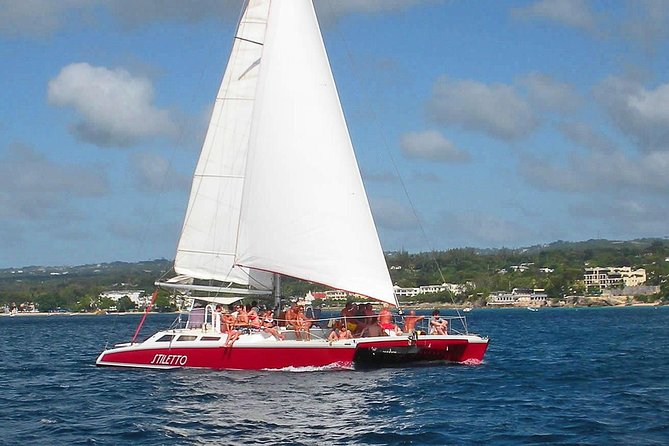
[235,0,397,306]
[174,0,273,290]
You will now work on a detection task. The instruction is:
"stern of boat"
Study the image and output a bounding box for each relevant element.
[352,334,488,367]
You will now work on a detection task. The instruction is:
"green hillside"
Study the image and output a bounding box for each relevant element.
[2,239,668,311]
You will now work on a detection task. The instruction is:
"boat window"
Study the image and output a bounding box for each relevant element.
[156,334,174,342]
[176,335,198,342]
[201,336,221,341]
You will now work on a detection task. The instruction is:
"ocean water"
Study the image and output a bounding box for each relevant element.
[1,307,668,445]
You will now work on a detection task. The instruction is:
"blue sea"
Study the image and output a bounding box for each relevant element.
[1,307,668,445]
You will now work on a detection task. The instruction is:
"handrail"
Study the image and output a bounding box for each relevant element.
[172,309,471,337]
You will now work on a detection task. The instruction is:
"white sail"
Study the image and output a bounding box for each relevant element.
[235,0,397,306]
[174,0,272,290]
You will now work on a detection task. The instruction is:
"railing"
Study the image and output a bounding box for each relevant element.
[167,307,471,337]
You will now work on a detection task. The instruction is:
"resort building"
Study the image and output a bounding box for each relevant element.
[488,288,548,307]
[324,290,349,301]
[583,267,646,289]
[99,290,147,306]
[309,282,471,301]
[393,283,468,298]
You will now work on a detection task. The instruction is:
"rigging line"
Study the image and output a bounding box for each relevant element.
[323,0,459,313]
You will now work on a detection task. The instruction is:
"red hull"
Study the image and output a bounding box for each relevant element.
[98,343,356,370]
[96,331,488,370]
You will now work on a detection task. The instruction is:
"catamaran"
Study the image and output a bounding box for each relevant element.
[96,0,488,370]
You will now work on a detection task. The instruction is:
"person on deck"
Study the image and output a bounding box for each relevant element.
[285,303,302,340]
[284,304,298,328]
[361,320,386,337]
[247,306,261,329]
[296,305,312,341]
[327,328,339,343]
[262,310,284,341]
[429,310,448,335]
[403,310,425,333]
[214,305,224,332]
[234,305,249,329]
[378,304,402,335]
[338,325,353,339]
[220,309,240,347]
[340,302,359,333]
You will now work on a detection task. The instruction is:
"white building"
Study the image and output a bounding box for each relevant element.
[324,290,350,301]
[393,283,468,298]
[584,267,646,289]
[99,290,147,306]
[488,288,548,307]
[393,286,420,297]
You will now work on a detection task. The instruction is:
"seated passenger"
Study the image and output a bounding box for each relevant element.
[214,305,224,332]
[327,328,339,343]
[220,309,240,347]
[285,303,302,340]
[296,305,312,341]
[340,302,359,333]
[338,325,353,339]
[262,310,284,341]
[361,320,386,337]
[285,304,298,328]
[234,305,249,328]
[378,304,402,335]
[247,307,261,329]
[429,310,448,335]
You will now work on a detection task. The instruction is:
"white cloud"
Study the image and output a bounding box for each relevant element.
[594,76,669,150]
[436,211,535,247]
[427,77,538,141]
[48,62,176,147]
[370,198,417,231]
[568,197,669,238]
[105,0,238,27]
[621,0,669,49]
[130,152,190,193]
[0,0,91,37]
[512,0,597,32]
[520,150,669,194]
[558,121,618,153]
[0,0,442,35]
[0,143,108,221]
[107,0,437,27]
[400,130,470,163]
[316,0,440,17]
[520,72,581,113]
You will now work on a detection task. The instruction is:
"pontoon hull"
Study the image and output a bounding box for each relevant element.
[96,332,488,370]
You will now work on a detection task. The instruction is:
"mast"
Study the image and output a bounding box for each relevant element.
[273,273,282,315]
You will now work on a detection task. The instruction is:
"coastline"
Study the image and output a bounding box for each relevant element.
[2,301,665,317]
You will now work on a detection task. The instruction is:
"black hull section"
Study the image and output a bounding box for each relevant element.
[353,345,454,368]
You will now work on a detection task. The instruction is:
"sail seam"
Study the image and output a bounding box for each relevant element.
[215,97,254,101]
[192,174,244,179]
[178,249,235,256]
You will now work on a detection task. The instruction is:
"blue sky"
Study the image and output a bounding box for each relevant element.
[2,0,669,268]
